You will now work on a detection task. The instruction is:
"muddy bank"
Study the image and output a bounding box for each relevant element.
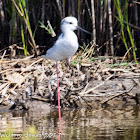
[0,56,140,111]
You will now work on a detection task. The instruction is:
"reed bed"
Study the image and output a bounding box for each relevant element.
[0,0,139,61]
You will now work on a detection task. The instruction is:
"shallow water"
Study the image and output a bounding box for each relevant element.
[0,106,140,140]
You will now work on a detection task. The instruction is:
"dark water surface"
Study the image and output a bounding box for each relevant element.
[0,106,140,140]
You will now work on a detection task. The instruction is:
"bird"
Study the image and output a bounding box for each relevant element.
[43,16,79,63]
[42,16,91,131]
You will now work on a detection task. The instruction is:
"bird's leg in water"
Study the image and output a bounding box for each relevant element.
[56,62,61,123]
[56,62,61,139]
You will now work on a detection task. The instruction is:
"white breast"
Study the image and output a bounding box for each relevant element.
[45,31,78,62]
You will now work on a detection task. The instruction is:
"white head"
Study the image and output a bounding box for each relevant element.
[60,16,92,34]
[61,17,78,33]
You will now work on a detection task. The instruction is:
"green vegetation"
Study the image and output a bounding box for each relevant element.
[115,0,137,63]
[39,21,56,37]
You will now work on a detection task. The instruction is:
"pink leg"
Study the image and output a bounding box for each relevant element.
[56,62,61,139]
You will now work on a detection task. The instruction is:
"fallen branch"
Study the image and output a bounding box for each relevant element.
[100,84,136,105]
[79,73,115,96]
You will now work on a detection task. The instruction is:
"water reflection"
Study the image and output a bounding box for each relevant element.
[0,106,140,140]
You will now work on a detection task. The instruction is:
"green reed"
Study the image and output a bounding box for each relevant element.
[12,0,37,56]
[124,0,137,63]
[20,18,27,56]
[115,0,130,59]
[115,0,137,62]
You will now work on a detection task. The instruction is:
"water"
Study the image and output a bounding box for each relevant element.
[0,106,140,140]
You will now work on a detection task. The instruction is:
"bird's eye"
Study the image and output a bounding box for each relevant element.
[69,22,73,24]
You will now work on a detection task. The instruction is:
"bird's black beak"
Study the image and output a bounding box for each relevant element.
[77,26,92,34]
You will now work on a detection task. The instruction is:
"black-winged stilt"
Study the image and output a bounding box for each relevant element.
[42,16,91,138]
